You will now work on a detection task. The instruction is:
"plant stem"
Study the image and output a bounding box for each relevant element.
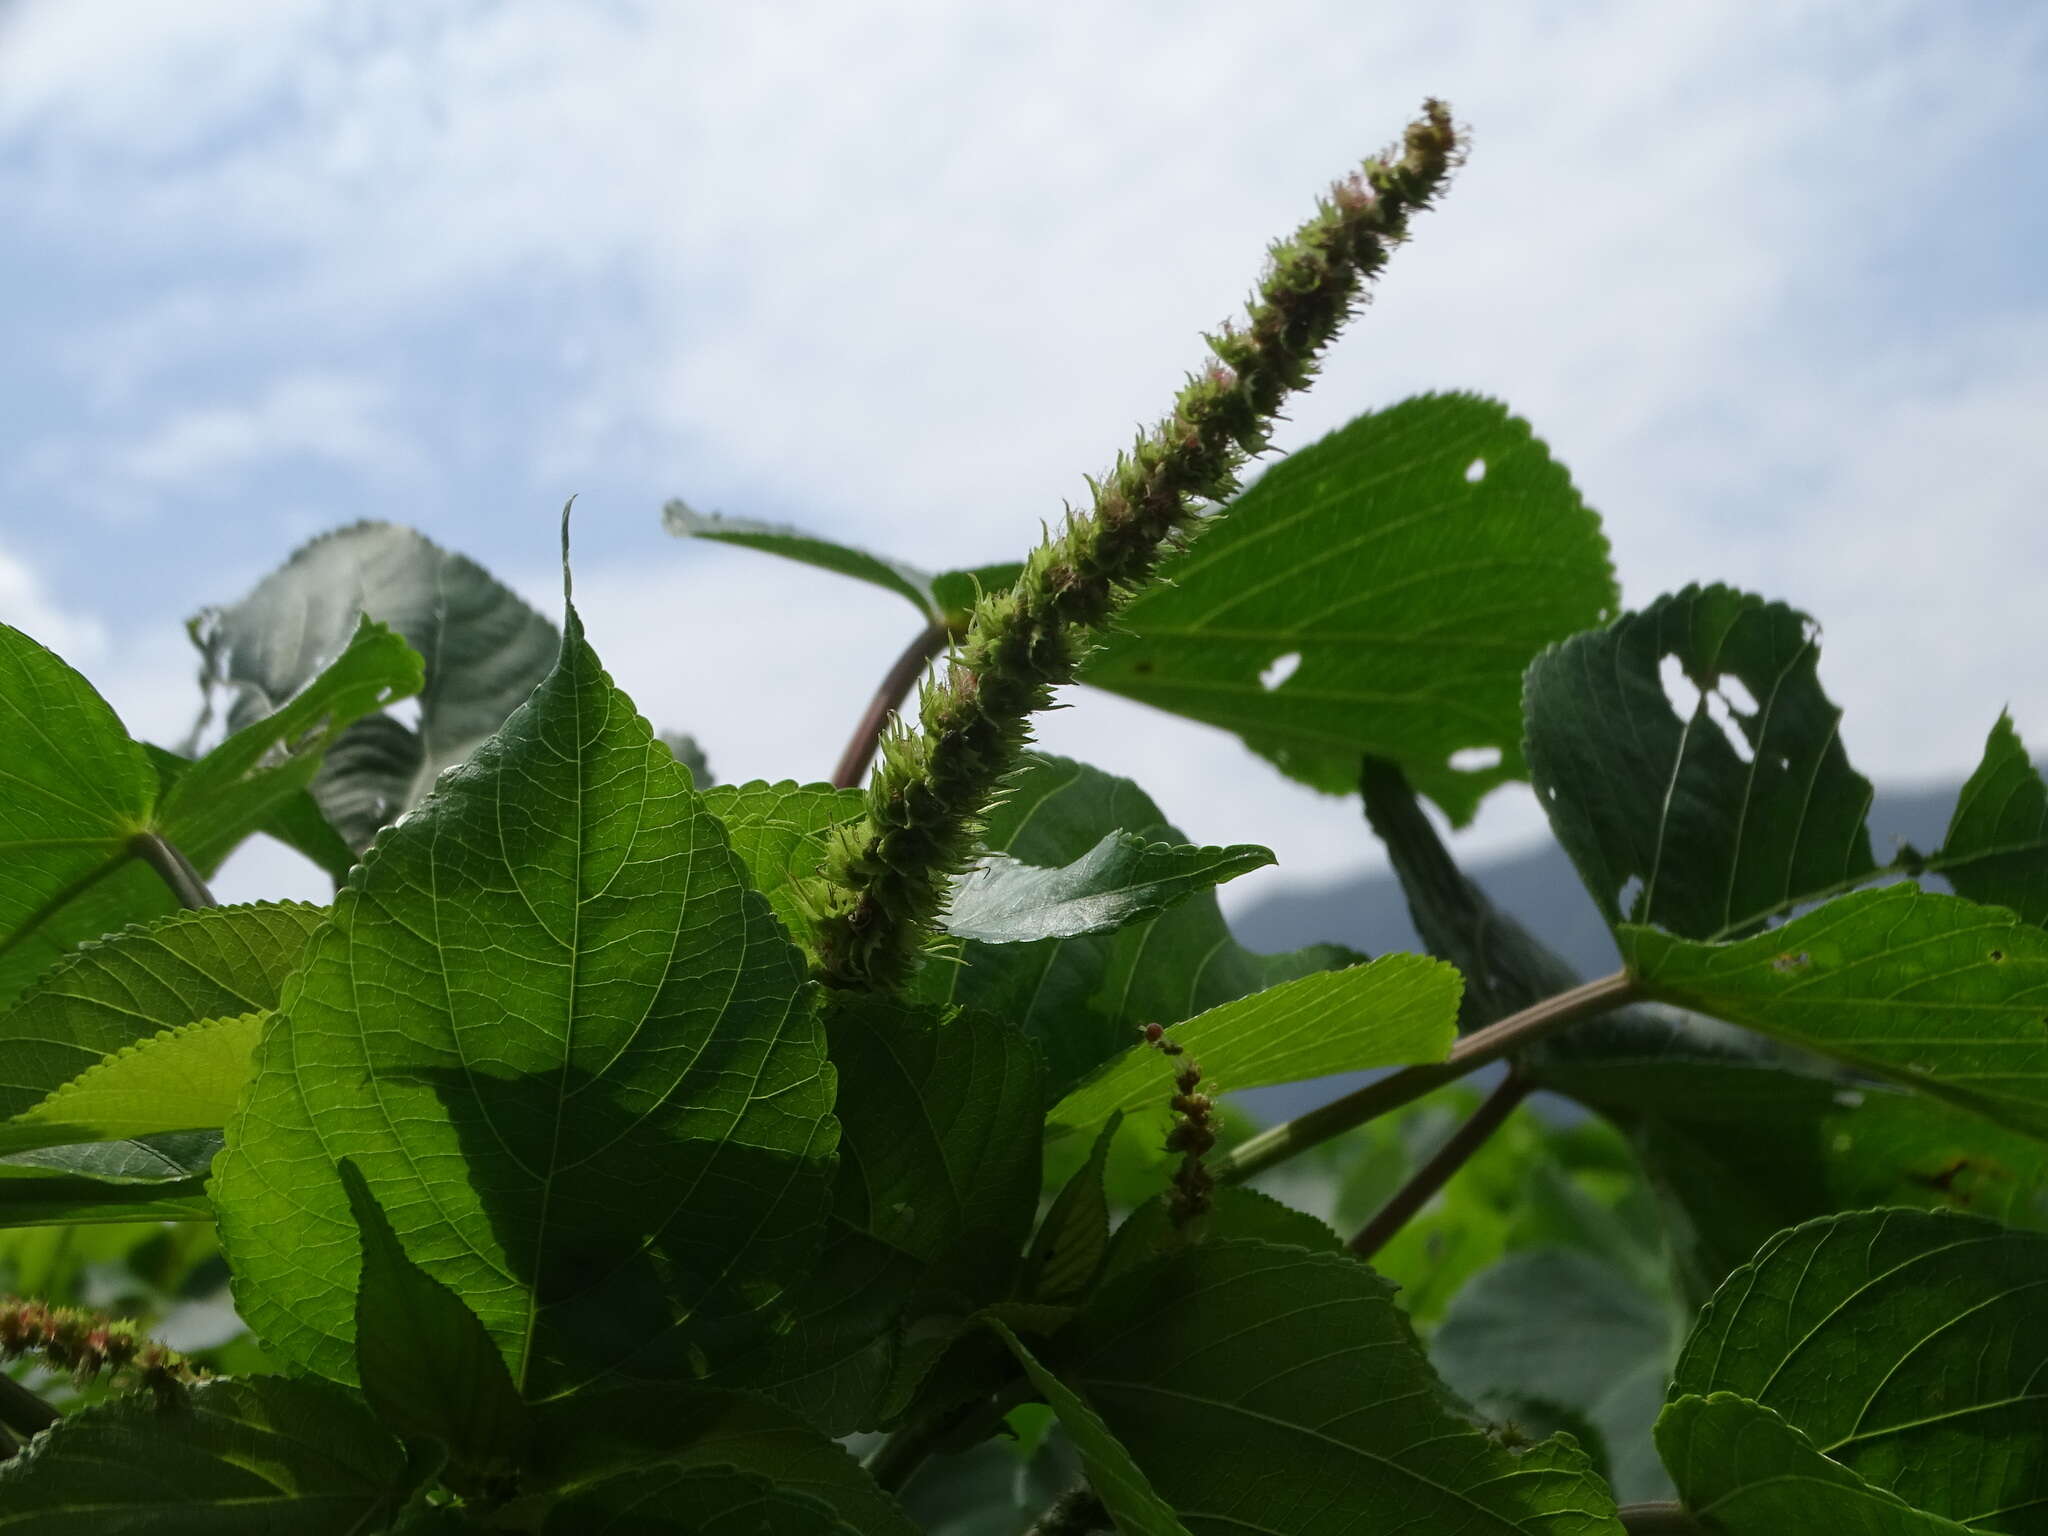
[0,1374,57,1442]
[814,101,1463,990]
[1347,1069,1532,1258]
[1617,1503,1705,1534]
[1211,970,1637,1186]
[1025,1484,1109,1535]
[864,1376,1030,1496]
[833,620,951,789]
[130,833,217,911]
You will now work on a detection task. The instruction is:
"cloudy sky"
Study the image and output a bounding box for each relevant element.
[3,1,2045,915]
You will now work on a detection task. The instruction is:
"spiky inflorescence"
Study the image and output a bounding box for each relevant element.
[0,1296,203,1406]
[815,100,1464,990]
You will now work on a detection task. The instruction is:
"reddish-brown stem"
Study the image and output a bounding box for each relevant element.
[832,620,950,790]
[1348,1069,1532,1258]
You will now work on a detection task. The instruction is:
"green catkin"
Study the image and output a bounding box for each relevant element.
[816,100,1464,990]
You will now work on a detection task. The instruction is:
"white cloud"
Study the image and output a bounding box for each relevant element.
[0,540,108,663]
[5,0,2046,903]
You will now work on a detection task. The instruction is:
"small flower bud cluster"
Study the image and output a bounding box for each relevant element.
[1142,1025,1216,1230]
[816,102,1463,990]
[0,1297,200,1406]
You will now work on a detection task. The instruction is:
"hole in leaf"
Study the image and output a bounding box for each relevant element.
[1659,656,1702,720]
[388,697,424,731]
[1617,875,1645,916]
[1705,688,1754,764]
[1260,652,1302,691]
[1448,746,1503,773]
[1720,676,1760,716]
[1464,458,1486,484]
[1772,951,1811,974]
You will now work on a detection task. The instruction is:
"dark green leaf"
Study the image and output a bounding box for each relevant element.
[544,1465,859,1535]
[912,755,1361,1092]
[1937,712,2048,927]
[213,609,837,1396]
[1672,1208,2048,1529]
[1101,1186,1341,1285]
[0,621,159,1008]
[190,521,560,850]
[0,902,323,1120]
[826,996,1043,1283]
[341,1159,530,1475]
[0,1011,262,1156]
[1047,954,1459,1140]
[1084,394,1617,822]
[1656,1394,1975,1536]
[928,563,1024,624]
[0,1171,211,1225]
[988,1319,1192,1536]
[944,833,1273,944]
[1061,1240,1624,1533]
[1432,1248,1683,1504]
[701,780,866,956]
[0,1376,414,1534]
[1525,584,1876,939]
[1623,885,2048,1142]
[1024,1111,1121,1303]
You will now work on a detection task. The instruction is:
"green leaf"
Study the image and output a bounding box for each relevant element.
[1061,1240,1624,1533]
[341,1159,531,1476]
[190,521,560,850]
[0,903,323,1121]
[1937,712,2048,927]
[0,1376,415,1534]
[943,833,1273,944]
[1623,885,2048,1142]
[0,1171,211,1225]
[826,996,1043,1282]
[1046,954,1460,1139]
[543,1465,860,1535]
[1656,1394,1977,1536]
[701,779,866,955]
[0,621,159,1008]
[1671,1208,2048,1529]
[0,1011,261,1156]
[1023,1111,1121,1303]
[1524,584,1877,940]
[987,1319,1193,1536]
[912,755,1361,1092]
[662,500,1021,630]
[158,616,423,868]
[1083,394,1617,823]
[1432,1248,1683,1504]
[1101,1186,1341,1284]
[212,608,838,1396]
[527,1387,918,1536]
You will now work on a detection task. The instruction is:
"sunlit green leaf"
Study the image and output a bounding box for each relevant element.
[702,779,865,955]
[0,1011,261,1157]
[1085,394,1617,823]
[1937,712,2048,927]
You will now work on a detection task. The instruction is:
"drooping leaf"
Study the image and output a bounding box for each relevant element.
[341,1160,531,1477]
[1083,394,1617,823]
[526,1387,918,1536]
[0,1011,262,1156]
[1622,885,2048,1142]
[826,996,1043,1287]
[0,1376,414,1535]
[189,521,560,850]
[212,608,838,1396]
[662,499,1020,630]
[1937,712,2048,927]
[911,754,1362,1092]
[1672,1208,2048,1530]
[988,1319,1193,1536]
[0,902,323,1120]
[1432,1247,1683,1504]
[1061,1240,1625,1533]
[943,833,1273,944]
[1023,1111,1122,1303]
[1656,1394,1978,1536]
[1046,954,1460,1140]
[1525,584,1876,940]
[0,621,159,1007]
[701,779,866,955]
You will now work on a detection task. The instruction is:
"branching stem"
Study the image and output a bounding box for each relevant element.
[130,833,217,911]
[1347,1068,1531,1258]
[833,620,951,789]
[1211,971,1637,1186]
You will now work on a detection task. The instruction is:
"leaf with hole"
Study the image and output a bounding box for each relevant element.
[1083,394,1617,823]
[1525,584,1876,940]
[212,608,838,1397]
